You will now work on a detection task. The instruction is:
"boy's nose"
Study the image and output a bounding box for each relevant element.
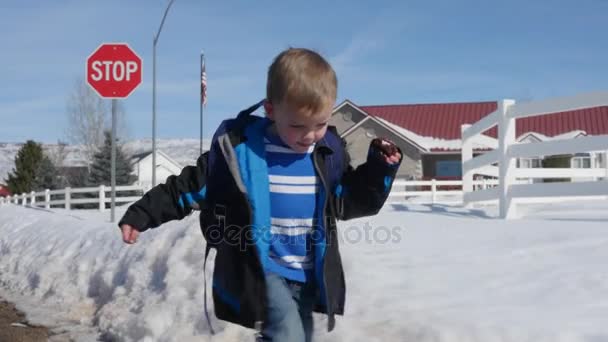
[301,132,315,144]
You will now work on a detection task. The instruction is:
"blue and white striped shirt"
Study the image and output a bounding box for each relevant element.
[264,131,318,283]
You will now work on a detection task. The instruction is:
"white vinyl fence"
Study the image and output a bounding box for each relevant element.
[0,181,467,210]
[388,179,494,203]
[462,91,608,219]
[0,185,148,211]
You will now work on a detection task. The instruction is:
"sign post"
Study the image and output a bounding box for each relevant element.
[86,43,142,222]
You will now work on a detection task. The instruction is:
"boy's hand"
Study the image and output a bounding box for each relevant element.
[371,138,401,165]
[120,224,140,244]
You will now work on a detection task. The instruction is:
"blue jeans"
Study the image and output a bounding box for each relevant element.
[257,273,316,342]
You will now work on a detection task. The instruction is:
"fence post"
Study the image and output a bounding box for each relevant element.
[604,150,608,181]
[45,189,51,209]
[431,178,437,204]
[498,99,517,219]
[461,124,473,207]
[21,193,27,206]
[30,191,36,206]
[65,187,71,210]
[13,195,18,204]
[99,185,106,212]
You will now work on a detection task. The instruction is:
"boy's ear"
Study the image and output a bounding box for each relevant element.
[264,100,274,120]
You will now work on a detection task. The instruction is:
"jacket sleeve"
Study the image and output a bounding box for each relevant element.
[334,141,402,221]
[118,152,208,232]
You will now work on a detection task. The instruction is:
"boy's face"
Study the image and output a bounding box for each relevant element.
[264,101,333,153]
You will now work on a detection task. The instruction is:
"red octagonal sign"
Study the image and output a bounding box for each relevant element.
[86,43,142,99]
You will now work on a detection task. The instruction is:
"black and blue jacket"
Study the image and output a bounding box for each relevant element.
[119,101,402,332]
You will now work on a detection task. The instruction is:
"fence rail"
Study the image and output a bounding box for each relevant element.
[0,179,499,210]
[462,91,608,218]
[0,184,149,211]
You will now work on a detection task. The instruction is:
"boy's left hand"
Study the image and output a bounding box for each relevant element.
[371,138,401,165]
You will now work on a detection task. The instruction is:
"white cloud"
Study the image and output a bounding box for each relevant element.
[330,5,415,72]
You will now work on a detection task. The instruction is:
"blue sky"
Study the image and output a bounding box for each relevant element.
[1,0,607,143]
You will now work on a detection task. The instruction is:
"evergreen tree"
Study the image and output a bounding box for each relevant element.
[33,154,62,191]
[6,140,44,194]
[86,131,136,186]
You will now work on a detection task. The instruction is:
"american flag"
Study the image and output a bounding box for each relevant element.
[201,55,207,106]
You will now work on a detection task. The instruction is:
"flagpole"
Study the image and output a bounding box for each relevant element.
[200,51,204,155]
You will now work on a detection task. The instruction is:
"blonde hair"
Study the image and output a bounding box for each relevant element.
[267,48,337,114]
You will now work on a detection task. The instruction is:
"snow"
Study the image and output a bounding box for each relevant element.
[0,139,211,183]
[376,118,497,151]
[520,130,588,142]
[1,199,608,341]
[376,118,592,152]
[123,139,211,168]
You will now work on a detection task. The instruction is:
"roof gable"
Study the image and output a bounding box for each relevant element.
[131,150,183,170]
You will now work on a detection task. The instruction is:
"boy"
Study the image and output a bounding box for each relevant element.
[119,48,402,341]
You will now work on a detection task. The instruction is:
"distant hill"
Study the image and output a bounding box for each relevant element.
[0,139,211,183]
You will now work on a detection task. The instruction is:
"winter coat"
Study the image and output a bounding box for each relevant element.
[119,101,402,332]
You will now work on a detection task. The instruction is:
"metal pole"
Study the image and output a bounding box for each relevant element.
[152,0,176,187]
[200,51,204,155]
[111,99,117,223]
[152,41,157,187]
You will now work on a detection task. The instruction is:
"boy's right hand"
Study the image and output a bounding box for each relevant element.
[370,138,401,165]
[120,224,140,244]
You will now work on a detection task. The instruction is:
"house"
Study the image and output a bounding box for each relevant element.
[0,184,11,197]
[131,150,183,188]
[330,100,608,180]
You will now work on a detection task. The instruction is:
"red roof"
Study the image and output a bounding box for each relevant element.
[0,185,10,197]
[360,102,608,142]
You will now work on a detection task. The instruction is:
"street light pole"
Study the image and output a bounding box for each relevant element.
[152,0,176,187]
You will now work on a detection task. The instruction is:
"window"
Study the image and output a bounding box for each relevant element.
[365,128,376,139]
[436,160,462,177]
[517,158,542,168]
[342,111,352,121]
[571,153,592,168]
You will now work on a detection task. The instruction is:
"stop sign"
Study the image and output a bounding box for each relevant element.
[86,43,142,98]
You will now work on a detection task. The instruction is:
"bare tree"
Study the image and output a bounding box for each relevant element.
[65,78,130,165]
[45,140,71,187]
[65,78,106,165]
[47,139,68,167]
[108,100,131,142]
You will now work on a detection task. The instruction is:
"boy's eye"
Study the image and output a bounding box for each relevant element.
[289,123,327,129]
